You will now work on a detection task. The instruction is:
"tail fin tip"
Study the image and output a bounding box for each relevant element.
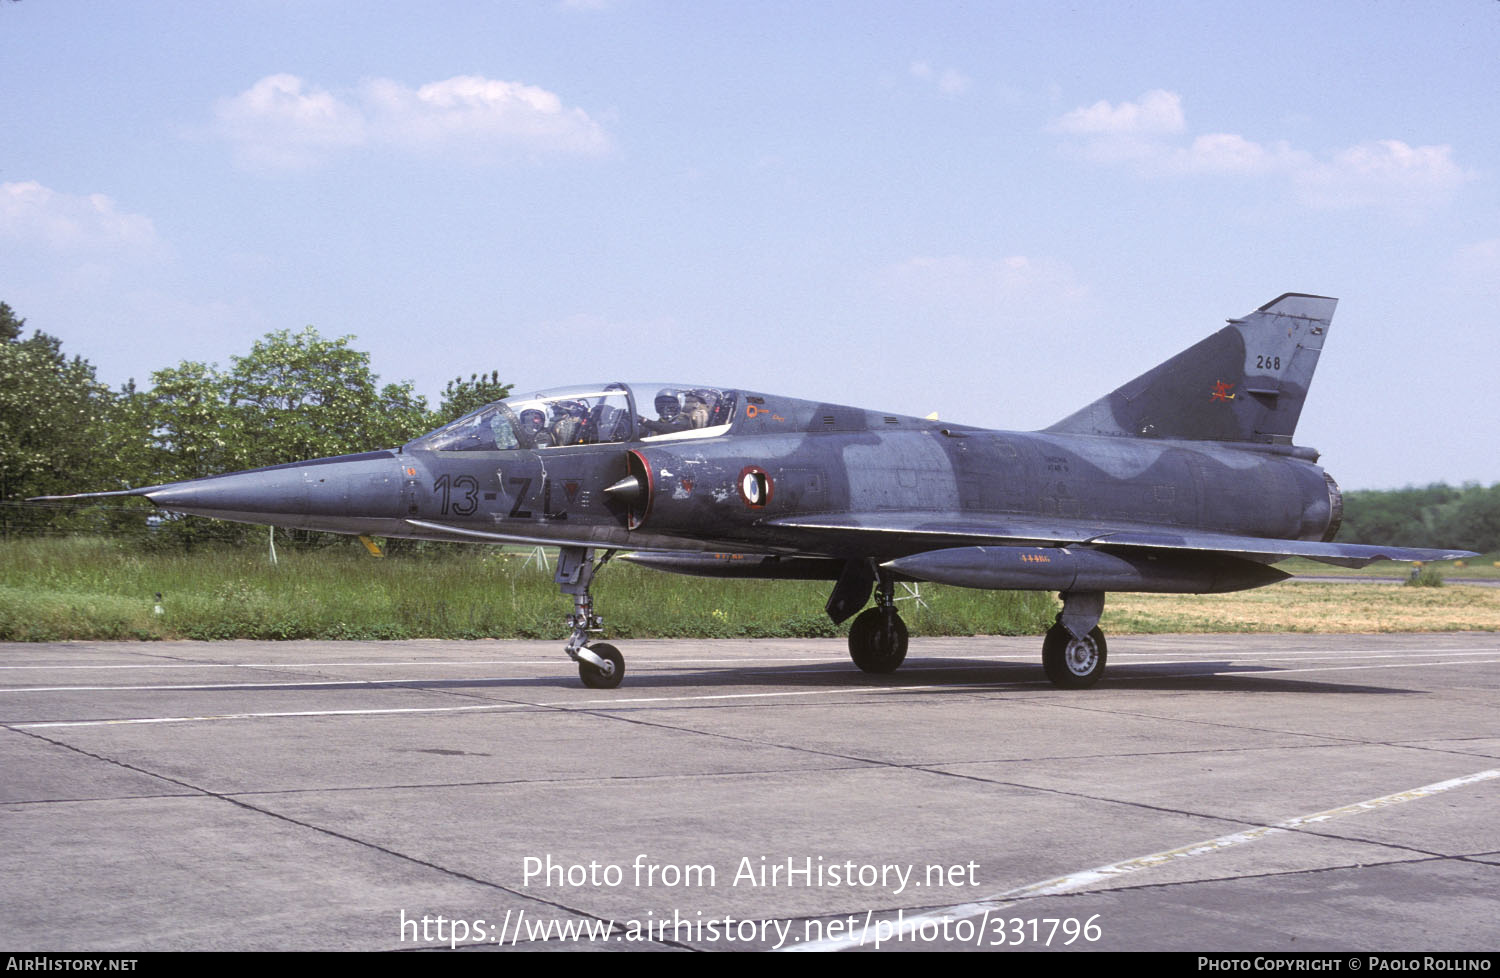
[1247,292,1337,322]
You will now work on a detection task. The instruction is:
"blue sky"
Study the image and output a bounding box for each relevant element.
[2,1,1496,489]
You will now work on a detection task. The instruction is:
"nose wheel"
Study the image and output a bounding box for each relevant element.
[577,642,624,689]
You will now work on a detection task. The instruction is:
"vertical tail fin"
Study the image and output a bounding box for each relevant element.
[1046,292,1337,444]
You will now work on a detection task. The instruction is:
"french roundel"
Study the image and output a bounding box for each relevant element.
[738,466,772,508]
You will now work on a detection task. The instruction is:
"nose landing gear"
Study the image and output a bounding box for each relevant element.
[557,546,625,689]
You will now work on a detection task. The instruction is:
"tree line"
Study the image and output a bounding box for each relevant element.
[1338,482,1500,555]
[1,300,508,542]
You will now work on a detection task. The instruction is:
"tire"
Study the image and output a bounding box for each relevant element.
[1042,622,1107,689]
[579,642,625,689]
[848,607,908,673]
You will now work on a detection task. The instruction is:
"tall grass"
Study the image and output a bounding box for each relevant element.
[0,537,1057,642]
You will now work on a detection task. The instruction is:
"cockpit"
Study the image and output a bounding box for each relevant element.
[409,383,741,453]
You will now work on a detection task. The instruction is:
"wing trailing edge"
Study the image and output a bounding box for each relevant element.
[768,513,1475,569]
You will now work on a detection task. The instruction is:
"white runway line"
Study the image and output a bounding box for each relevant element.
[11,702,537,727]
[1143,659,1500,679]
[0,659,525,671]
[0,655,832,672]
[791,767,1500,952]
[3,684,953,729]
[1112,649,1500,659]
[4,679,518,693]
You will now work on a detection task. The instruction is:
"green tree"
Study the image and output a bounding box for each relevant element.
[143,361,242,482]
[436,370,511,422]
[1338,484,1463,548]
[1,301,24,342]
[1338,482,1500,552]
[1435,484,1500,553]
[0,304,115,510]
[221,326,431,468]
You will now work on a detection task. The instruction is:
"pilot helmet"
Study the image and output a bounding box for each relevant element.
[520,408,546,431]
[654,390,681,418]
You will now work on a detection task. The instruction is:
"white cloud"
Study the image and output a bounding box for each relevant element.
[214,74,366,168]
[1050,89,1184,135]
[1050,91,1473,212]
[909,61,971,96]
[0,181,158,252]
[365,76,609,155]
[1173,133,1305,175]
[214,73,610,168]
[1294,140,1471,210]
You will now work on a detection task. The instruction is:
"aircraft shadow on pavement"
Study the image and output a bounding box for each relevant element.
[199,659,1418,697]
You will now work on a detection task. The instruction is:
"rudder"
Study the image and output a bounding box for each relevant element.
[1046,292,1337,444]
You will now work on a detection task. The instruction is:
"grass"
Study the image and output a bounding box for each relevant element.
[1280,553,1500,580]
[2,538,1496,642]
[1104,581,1500,634]
[0,537,1056,642]
[1404,566,1446,588]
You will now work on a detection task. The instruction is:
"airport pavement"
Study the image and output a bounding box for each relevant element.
[2,633,1497,952]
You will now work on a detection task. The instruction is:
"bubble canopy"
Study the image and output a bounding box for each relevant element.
[408,383,741,453]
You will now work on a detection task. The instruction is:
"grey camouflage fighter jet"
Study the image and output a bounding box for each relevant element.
[38,293,1475,689]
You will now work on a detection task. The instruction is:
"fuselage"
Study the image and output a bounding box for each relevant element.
[143,383,1341,562]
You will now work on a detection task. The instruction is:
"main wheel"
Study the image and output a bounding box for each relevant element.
[848,607,908,673]
[578,642,625,689]
[1042,623,1107,689]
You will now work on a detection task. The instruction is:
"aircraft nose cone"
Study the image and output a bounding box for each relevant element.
[143,451,403,525]
[145,471,307,517]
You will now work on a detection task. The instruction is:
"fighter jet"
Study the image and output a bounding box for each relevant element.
[37,293,1474,689]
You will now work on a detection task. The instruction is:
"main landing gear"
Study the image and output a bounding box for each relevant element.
[847,575,908,673]
[556,546,625,689]
[838,582,1111,688]
[1042,590,1107,689]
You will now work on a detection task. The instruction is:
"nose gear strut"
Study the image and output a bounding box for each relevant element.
[556,546,624,688]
